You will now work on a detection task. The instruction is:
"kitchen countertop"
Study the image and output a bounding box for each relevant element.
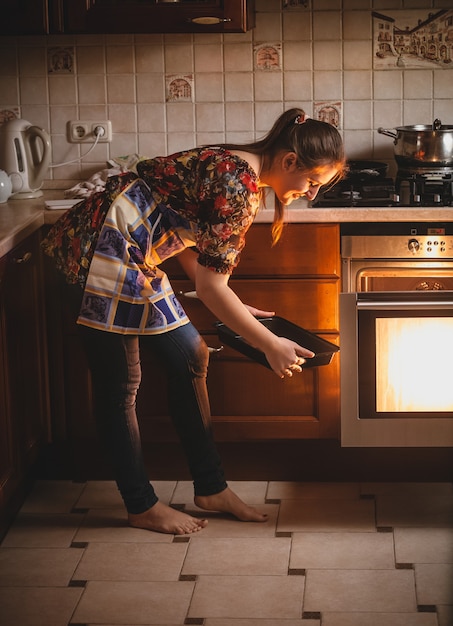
[1,191,452,257]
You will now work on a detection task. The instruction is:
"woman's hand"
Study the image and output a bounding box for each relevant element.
[263,336,314,379]
[243,304,275,318]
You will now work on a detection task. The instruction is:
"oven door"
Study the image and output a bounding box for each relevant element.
[340,291,453,447]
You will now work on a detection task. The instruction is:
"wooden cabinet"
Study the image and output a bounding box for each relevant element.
[65,0,255,34]
[0,0,254,35]
[0,231,50,536]
[147,222,341,441]
[48,223,341,479]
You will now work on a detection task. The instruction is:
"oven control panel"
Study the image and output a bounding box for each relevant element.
[407,236,452,256]
[342,235,453,259]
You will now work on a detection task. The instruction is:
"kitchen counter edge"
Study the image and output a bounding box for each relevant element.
[1,193,452,258]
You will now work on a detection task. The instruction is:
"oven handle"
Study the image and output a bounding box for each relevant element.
[357,300,453,310]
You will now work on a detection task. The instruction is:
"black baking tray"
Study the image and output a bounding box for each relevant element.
[215,316,339,369]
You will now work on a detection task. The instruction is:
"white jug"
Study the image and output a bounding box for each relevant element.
[0,169,12,203]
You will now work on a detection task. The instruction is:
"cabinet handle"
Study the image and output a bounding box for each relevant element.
[187,17,232,25]
[13,251,32,264]
[208,346,224,354]
[179,290,198,299]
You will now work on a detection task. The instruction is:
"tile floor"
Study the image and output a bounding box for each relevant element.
[0,480,452,626]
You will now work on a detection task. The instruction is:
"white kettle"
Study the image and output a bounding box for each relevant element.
[0,118,51,199]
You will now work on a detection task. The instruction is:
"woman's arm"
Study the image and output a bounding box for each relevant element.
[194,263,314,378]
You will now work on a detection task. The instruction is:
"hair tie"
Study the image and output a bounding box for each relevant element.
[294,114,311,124]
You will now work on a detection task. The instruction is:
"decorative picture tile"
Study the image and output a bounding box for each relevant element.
[314,101,342,129]
[373,9,453,70]
[165,74,194,102]
[282,0,309,10]
[254,43,282,71]
[47,47,75,73]
[0,108,20,125]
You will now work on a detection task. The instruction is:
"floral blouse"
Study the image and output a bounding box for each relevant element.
[42,147,261,335]
[137,147,261,274]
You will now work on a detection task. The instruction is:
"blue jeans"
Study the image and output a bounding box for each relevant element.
[78,321,228,514]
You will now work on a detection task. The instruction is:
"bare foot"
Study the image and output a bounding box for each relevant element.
[194,487,268,522]
[128,501,208,535]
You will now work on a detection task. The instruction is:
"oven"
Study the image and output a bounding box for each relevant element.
[340,222,453,447]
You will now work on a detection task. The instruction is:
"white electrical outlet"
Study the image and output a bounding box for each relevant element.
[67,120,112,143]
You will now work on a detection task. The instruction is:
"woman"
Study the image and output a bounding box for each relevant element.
[43,108,345,535]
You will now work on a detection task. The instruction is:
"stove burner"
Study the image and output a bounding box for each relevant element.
[313,177,397,208]
[396,169,453,207]
[313,167,453,208]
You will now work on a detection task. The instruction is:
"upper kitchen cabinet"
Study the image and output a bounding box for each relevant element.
[65,0,255,34]
[0,0,255,35]
[0,0,64,35]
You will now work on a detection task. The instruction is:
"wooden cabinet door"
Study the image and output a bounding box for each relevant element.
[64,0,255,34]
[139,223,341,442]
[3,233,50,475]
[0,232,51,535]
[0,255,19,522]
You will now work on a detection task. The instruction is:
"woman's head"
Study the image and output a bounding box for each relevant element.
[220,107,346,243]
[259,108,345,176]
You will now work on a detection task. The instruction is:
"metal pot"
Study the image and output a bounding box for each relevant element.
[378,119,453,167]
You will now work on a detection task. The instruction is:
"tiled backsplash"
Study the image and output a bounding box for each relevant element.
[0,0,452,187]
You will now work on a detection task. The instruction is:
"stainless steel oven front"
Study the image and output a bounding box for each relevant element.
[340,223,453,447]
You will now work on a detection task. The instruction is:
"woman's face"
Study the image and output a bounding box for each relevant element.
[268,153,340,206]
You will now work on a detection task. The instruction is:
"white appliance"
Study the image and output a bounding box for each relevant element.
[0,118,51,199]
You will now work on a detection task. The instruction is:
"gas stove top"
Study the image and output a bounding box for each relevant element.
[313,168,453,208]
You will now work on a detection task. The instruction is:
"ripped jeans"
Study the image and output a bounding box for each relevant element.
[78,322,227,514]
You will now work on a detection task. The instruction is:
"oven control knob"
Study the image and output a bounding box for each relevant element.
[408,238,420,253]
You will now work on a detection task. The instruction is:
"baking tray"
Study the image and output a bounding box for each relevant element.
[215,316,339,369]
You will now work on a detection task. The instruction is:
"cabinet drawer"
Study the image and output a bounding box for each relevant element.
[161,223,340,278]
[174,278,339,333]
[236,223,340,276]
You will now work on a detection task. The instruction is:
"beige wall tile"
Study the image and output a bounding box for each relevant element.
[18,46,46,75]
[254,11,283,41]
[108,103,137,133]
[254,72,283,101]
[106,45,135,74]
[107,74,136,103]
[283,41,312,71]
[138,103,166,133]
[135,44,164,73]
[0,45,18,75]
[373,70,403,100]
[20,76,48,105]
[225,101,254,131]
[282,12,312,41]
[284,70,313,102]
[195,73,224,102]
[403,99,433,125]
[404,70,433,99]
[136,73,165,103]
[224,43,253,72]
[0,76,19,103]
[225,72,253,102]
[78,74,106,104]
[196,102,225,132]
[164,43,193,74]
[76,46,105,74]
[343,11,372,40]
[344,70,372,100]
[49,75,77,105]
[313,41,342,71]
[194,43,223,72]
[313,11,342,40]
[313,70,342,101]
[343,40,372,70]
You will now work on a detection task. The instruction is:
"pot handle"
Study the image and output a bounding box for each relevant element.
[377,127,398,139]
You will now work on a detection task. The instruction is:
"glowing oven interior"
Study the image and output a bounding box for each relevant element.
[375,316,453,413]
